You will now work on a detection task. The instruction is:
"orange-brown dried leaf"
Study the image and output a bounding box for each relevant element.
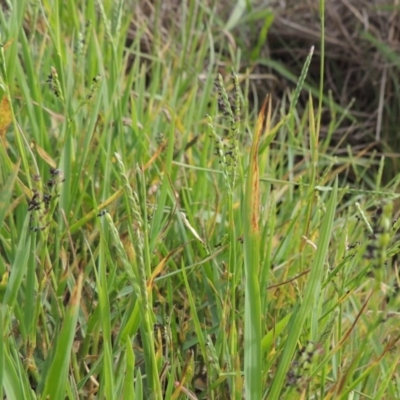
[147,245,184,292]
[0,95,12,136]
[249,94,272,233]
[33,141,57,168]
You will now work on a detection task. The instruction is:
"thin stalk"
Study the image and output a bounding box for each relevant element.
[316,0,325,137]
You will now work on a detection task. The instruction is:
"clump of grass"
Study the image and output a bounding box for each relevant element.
[1,1,400,399]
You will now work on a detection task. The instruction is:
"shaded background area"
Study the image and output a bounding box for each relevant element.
[267,0,400,149]
[130,0,400,178]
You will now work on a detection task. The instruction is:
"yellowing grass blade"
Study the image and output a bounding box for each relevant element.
[242,94,272,399]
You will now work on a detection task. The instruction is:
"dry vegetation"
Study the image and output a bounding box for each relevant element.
[132,0,400,167]
[269,0,400,146]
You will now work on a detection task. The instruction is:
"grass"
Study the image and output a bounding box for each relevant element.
[1,0,400,399]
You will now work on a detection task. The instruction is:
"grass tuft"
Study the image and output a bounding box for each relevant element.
[1,1,400,399]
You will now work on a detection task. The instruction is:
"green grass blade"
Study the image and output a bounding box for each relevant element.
[3,214,31,308]
[0,160,19,228]
[41,273,83,399]
[1,335,31,400]
[122,340,135,399]
[97,228,115,399]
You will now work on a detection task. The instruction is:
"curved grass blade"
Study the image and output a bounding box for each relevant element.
[41,273,83,399]
[3,214,31,308]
